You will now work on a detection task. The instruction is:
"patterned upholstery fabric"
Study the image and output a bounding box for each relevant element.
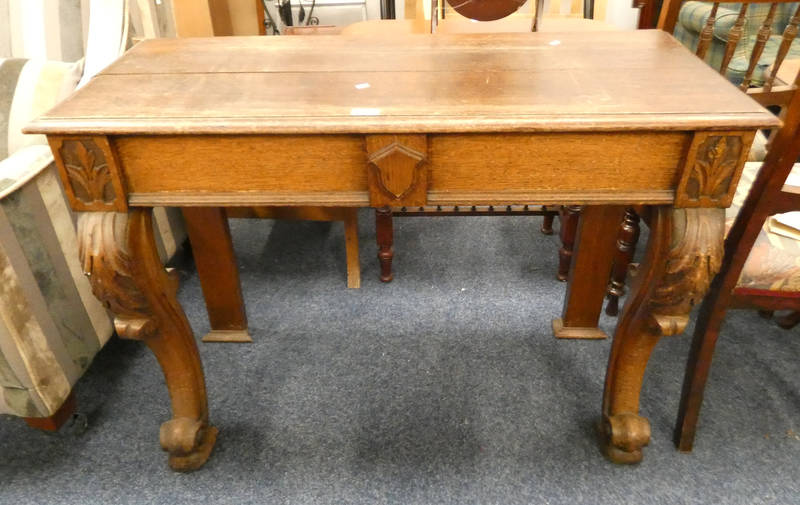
[0,58,185,418]
[0,146,113,417]
[726,162,800,292]
[673,2,800,85]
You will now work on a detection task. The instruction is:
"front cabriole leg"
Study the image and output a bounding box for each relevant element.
[599,207,724,463]
[78,210,217,471]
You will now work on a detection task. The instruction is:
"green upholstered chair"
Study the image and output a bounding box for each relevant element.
[671,1,800,85]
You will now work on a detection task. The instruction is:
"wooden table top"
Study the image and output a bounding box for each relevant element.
[26,30,778,136]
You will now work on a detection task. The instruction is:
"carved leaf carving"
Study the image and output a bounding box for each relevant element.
[78,212,154,340]
[686,136,742,202]
[648,208,725,335]
[60,140,116,205]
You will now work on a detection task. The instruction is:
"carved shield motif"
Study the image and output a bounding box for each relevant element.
[366,135,428,207]
[373,146,420,198]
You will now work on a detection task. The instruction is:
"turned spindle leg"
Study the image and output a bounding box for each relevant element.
[375,206,394,282]
[557,205,581,281]
[78,210,216,471]
[605,208,641,317]
[600,207,723,463]
[541,208,555,235]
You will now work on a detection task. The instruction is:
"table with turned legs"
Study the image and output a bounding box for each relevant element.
[25,31,777,470]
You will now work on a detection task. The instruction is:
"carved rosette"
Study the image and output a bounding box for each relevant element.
[366,134,428,207]
[77,210,216,471]
[676,133,752,208]
[49,136,127,212]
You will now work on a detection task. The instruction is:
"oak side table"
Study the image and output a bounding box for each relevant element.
[26,30,778,470]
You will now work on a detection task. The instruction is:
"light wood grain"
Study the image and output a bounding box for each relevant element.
[113,131,697,206]
[116,135,368,195]
[26,32,777,136]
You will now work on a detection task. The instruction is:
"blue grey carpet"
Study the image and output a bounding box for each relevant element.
[1,211,799,505]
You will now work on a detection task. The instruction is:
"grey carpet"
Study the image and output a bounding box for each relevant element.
[2,210,799,505]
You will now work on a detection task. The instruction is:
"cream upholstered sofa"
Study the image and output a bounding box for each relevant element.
[0,57,185,420]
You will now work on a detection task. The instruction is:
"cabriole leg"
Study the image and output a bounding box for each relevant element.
[79,210,216,471]
[600,207,724,463]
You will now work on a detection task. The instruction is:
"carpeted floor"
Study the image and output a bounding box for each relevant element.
[1,211,799,505]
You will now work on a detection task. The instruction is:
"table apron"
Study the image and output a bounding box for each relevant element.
[47,130,755,210]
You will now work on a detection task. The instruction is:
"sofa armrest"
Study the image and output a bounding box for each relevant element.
[0,145,55,200]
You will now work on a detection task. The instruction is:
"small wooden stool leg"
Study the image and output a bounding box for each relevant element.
[606,208,641,316]
[183,207,251,343]
[376,206,394,282]
[557,205,581,281]
[24,391,77,431]
[343,208,361,288]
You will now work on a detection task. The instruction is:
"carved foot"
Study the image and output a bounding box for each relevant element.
[598,413,651,464]
[161,418,219,471]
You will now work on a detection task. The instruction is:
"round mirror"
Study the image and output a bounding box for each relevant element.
[445,0,528,21]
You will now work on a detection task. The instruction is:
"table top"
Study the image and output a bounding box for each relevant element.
[26,30,778,136]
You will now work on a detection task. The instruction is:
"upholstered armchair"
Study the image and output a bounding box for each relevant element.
[0,57,185,426]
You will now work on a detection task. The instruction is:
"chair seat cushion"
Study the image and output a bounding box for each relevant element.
[726,162,800,292]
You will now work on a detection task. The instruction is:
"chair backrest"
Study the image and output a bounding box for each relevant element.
[658,0,800,109]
